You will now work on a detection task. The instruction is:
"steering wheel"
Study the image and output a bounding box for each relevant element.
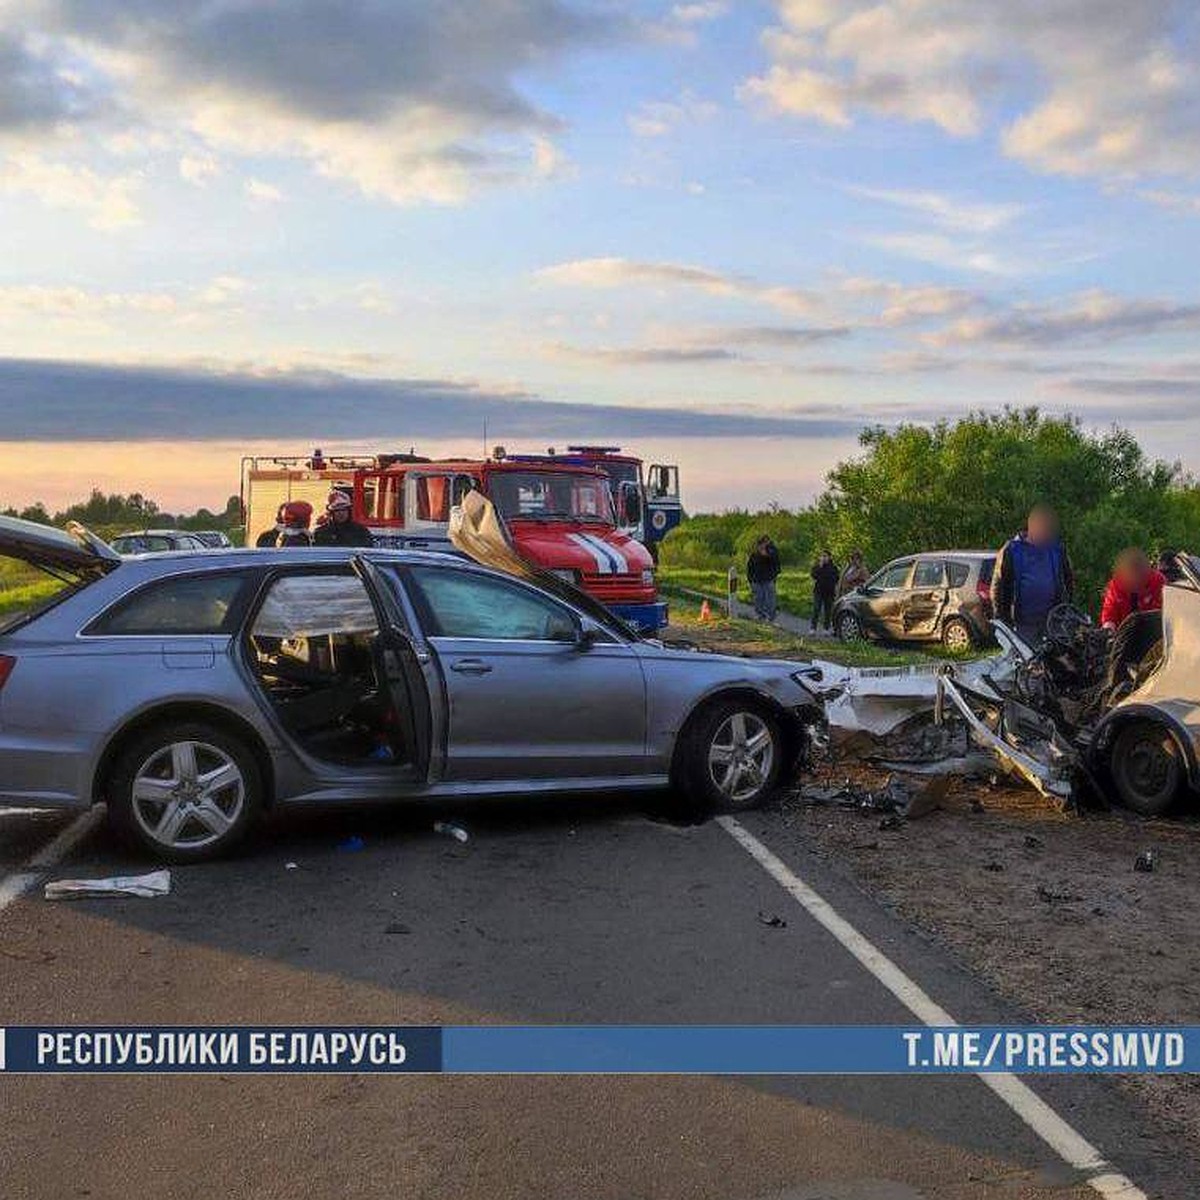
[1044,603,1091,648]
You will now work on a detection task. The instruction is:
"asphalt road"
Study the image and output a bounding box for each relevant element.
[0,795,1192,1200]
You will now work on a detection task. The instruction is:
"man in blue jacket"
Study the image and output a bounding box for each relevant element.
[991,503,1074,645]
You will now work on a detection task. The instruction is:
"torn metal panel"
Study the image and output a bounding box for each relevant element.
[937,674,1072,801]
[812,655,1011,736]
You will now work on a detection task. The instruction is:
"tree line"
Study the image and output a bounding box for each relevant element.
[659,408,1200,616]
[3,491,242,541]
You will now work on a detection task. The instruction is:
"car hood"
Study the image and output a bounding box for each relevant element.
[508,519,652,573]
[0,514,120,576]
[638,641,822,698]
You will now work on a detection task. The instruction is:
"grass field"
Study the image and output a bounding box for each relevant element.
[658,565,815,617]
[664,599,944,669]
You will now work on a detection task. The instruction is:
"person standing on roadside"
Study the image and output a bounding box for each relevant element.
[991,503,1074,645]
[811,549,840,633]
[1101,548,1165,630]
[838,549,869,597]
[746,535,781,622]
[313,490,374,547]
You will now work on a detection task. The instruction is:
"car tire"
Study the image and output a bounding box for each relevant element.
[836,612,865,642]
[676,698,783,815]
[106,721,264,862]
[941,617,975,652]
[1109,720,1183,817]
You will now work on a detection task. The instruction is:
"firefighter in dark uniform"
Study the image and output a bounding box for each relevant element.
[313,491,374,547]
[256,500,313,547]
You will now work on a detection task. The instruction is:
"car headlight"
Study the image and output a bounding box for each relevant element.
[791,667,824,691]
[641,569,655,587]
[550,568,579,585]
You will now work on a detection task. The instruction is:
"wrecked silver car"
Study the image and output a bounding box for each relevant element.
[813,556,1200,816]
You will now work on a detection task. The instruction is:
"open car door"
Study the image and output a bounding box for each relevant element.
[352,555,433,780]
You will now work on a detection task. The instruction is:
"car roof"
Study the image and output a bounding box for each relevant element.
[107,546,468,572]
[909,550,995,560]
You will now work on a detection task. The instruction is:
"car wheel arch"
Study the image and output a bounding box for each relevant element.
[670,686,802,784]
[1092,706,1199,793]
[93,702,276,809]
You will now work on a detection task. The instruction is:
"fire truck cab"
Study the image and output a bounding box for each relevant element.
[509,446,683,559]
[352,457,667,632]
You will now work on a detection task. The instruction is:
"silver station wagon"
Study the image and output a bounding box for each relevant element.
[0,516,824,860]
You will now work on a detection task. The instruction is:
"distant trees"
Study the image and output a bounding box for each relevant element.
[3,490,242,540]
[660,408,1199,617]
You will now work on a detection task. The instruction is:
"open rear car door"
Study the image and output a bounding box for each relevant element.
[352,555,433,780]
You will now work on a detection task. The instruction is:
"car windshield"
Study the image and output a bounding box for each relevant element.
[489,471,614,524]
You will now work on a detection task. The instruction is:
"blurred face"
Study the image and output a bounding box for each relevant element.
[332,507,350,523]
[1027,509,1058,546]
[1118,552,1149,586]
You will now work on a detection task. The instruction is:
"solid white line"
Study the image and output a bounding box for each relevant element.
[717,815,1148,1200]
[0,807,105,915]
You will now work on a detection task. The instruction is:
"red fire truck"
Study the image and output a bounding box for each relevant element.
[241,450,668,632]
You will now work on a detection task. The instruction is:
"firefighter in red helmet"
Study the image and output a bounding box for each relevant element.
[256,500,313,548]
[313,490,374,547]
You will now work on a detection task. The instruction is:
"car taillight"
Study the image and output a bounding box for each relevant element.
[0,655,14,690]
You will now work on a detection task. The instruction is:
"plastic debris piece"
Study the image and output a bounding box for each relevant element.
[757,911,787,928]
[434,821,469,844]
[1133,850,1157,873]
[1036,884,1082,903]
[284,862,300,871]
[336,835,365,853]
[44,870,170,901]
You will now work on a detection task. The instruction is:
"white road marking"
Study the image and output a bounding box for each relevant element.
[718,815,1148,1200]
[0,807,105,916]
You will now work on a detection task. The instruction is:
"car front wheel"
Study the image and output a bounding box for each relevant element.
[836,612,865,642]
[1110,720,1183,817]
[107,721,263,861]
[678,699,783,814]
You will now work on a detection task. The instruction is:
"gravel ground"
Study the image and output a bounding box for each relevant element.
[768,751,1200,1154]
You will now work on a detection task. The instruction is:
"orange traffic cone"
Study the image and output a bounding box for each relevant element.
[699,598,712,622]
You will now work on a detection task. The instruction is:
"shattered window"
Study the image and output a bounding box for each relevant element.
[252,573,378,638]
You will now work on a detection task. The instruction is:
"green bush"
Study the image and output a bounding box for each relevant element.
[659,408,1199,621]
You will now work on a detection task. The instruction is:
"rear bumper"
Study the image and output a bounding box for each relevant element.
[609,601,669,633]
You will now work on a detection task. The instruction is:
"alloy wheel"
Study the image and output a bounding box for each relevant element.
[131,740,246,851]
[943,620,972,652]
[708,712,775,803]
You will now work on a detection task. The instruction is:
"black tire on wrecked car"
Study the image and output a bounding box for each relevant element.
[676,697,783,815]
[106,720,264,862]
[1109,720,1183,817]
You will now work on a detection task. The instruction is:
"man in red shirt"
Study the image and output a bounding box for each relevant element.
[1101,548,1166,630]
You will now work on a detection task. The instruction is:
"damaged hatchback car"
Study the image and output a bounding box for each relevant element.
[0,515,825,860]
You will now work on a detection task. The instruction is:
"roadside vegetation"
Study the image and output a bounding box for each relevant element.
[666,601,938,669]
[659,408,1200,622]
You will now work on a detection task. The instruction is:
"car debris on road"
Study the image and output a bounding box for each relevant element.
[43,869,171,901]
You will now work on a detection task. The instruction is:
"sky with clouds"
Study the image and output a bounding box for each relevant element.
[1,0,1199,511]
